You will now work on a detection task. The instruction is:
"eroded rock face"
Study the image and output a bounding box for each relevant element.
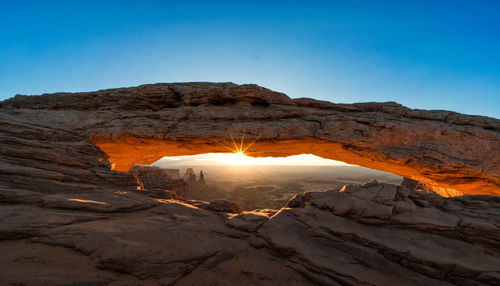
[0,112,139,193]
[402,177,436,193]
[182,167,196,183]
[1,82,498,195]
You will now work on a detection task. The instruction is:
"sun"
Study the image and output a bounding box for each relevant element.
[210,151,257,166]
[217,125,261,165]
[220,123,260,155]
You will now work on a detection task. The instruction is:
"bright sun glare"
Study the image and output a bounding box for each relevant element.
[210,151,262,166]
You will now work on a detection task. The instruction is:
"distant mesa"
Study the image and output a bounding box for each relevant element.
[130,165,187,198]
[130,165,212,201]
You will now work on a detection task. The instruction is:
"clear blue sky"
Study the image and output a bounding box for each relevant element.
[1,0,499,118]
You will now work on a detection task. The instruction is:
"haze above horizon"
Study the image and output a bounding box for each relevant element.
[1,1,499,118]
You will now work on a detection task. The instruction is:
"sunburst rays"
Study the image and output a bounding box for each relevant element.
[221,122,260,155]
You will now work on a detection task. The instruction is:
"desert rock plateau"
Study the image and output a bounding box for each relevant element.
[0,83,499,285]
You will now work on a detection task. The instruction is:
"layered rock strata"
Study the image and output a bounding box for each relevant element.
[1,82,498,195]
[0,112,138,193]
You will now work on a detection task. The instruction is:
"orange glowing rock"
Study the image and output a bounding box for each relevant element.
[93,137,480,197]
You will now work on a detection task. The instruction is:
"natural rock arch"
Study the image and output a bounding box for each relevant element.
[1,82,499,196]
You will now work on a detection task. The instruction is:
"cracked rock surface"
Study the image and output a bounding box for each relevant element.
[2,180,499,285]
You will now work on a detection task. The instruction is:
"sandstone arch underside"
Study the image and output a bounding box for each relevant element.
[1,82,499,196]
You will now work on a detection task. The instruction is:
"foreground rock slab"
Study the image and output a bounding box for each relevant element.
[1,180,499,285]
